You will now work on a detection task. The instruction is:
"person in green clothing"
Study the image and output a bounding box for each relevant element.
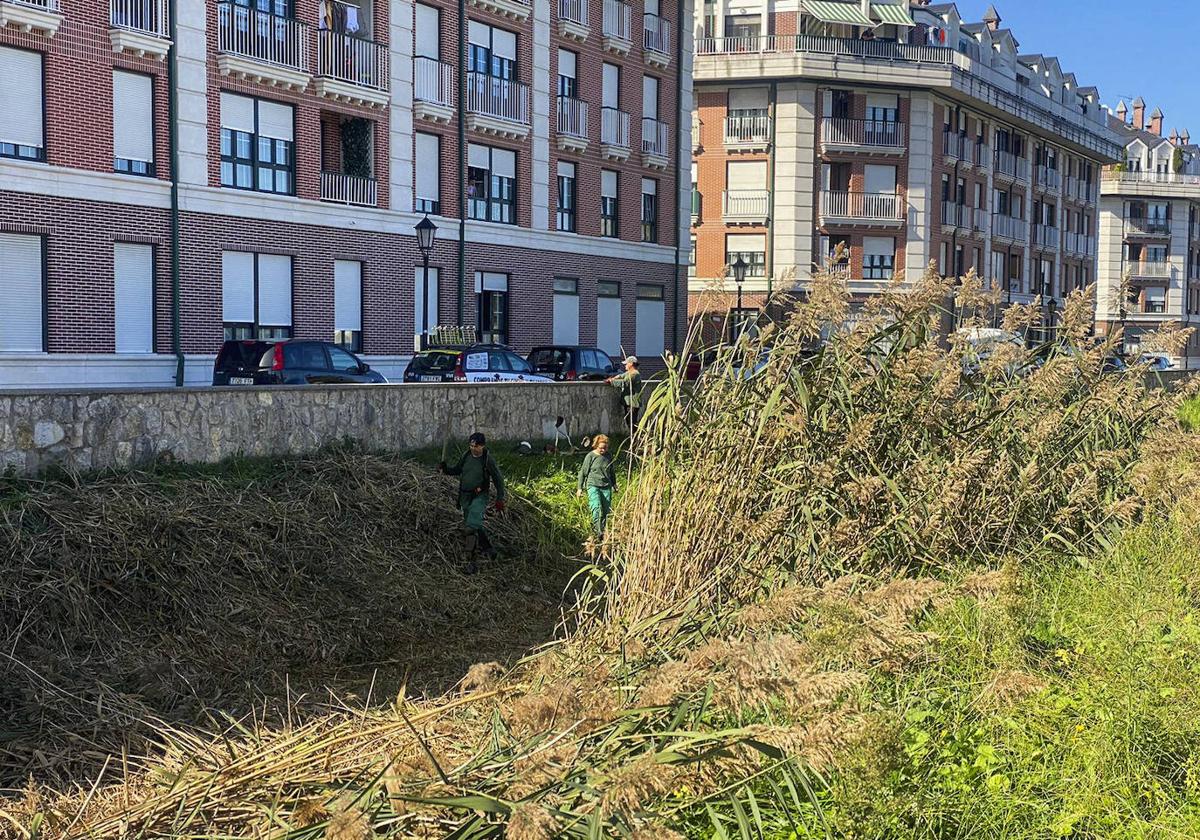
[576,434,617,536]
[607,355,643,433]
[439,431,506,572]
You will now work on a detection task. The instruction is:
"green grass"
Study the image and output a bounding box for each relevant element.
[1179,396,1200,432]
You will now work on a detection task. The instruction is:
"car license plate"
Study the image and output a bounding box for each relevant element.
[421,375,442,382]
[229,377,254,385]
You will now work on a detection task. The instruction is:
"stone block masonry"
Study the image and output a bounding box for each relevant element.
[0,383,623,475]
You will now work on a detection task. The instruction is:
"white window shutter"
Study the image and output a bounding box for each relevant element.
[414,2,440,58]
[602,63,619,108]
[642,75,658,119]
[415,132,440,203]
[221,251,255,323]
[0,233,44,352]
[597,296,621,357]
[334,260,362,333]
[601,169,617,198]
[557,160,575,179]
[113,70,154,163]
[728,87,768,111]
[220,91,255,133]
[492,27,517,61]
[635,299,665,358]
[257,254,293,327]
[553,290,579,345]
[414,266,440,334]
[114,243,154,353]
[491,147,516,179]
[0,47,44,149]
[558,48,576,79]
[468,143,489,169]
[257,101,294,142]
[726,160,766,190]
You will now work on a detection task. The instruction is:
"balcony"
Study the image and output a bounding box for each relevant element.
[216,3,311,91]
[1064,231,1095,256]
[942,130,965,163]
[940,201,965,230]
[642,116,668,169]
[1,0,61,35]
[467,0,529,22]
[320,171,377,207]
[413,57,454,124]
[557,0,588,41]
[600,106,630,161]
[315,31,389,108]
[1035,164,1060,192]
[1032,223,1059,250]
[821,117,905,155]
[819,191,904,227]
[1125,217,1171,238]
[643,13,670,67]
[723,189,769,224]
[601,0,631,55]
[464,72,529,140]
[992,214,1027,242]
[993,150,1029,183]
[724,112,770,153]
[556,95,588,153]
[697,33,954,65]
[109,0,170,58]
[1129,261,1171,279]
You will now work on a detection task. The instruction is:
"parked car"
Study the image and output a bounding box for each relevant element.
[212,339,385,386]
[453,344,552,382]
[526,345,619,381]
[1137,353,1173,371]
[402,346,465,383]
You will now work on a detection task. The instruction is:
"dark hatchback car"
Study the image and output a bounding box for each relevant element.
[212,339,385,386]
[402,347,464,383]
[453,344,551,382]
[526,346,619,381]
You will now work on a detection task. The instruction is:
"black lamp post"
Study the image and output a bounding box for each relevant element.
[731,255,748,341]
[415,214,437,350]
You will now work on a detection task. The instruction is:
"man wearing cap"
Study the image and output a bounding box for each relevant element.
[606,356,643,433]
[439,432,506,571]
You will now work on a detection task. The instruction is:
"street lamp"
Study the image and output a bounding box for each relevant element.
[731,255,748,341]
[415,214,437,351]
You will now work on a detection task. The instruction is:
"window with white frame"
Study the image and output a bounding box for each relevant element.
[557,48,577,99]
[415,132,440,214]
[468,20,517,80]
[114,243,154,353]
[220,93,294,195]
[334,259,363,351]
[221,251,294,341]
[0,47,45,161]
[552,277,579,345]
[634,283,665,358]
[113,71,155,176]
[475,271,509,344]
[641,178,657,243]
[601,169,619,238]
[862,237,895,280]
[467,143,516,224]
[725,233,766,277]
[557,160,576,232]
[0,233,44,351]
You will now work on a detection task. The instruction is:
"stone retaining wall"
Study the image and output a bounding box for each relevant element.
[0,383,623,475]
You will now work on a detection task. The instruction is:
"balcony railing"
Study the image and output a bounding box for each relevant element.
[723,189,769,222]
[942,130,966,160]
[992,214,1027,241]
[1125,217,1171,237]
[1129,261,1171,278]
[217,3,309,73]
[602,0,630,41]
[110,0,167,36]
[643,12,669,54]
[1064,231,1095,256]
[822,117,905,149]
[642,116,668,157]
[465,72,529,124]
[317,30,388,91]
[601,106,630,148]
[1035,164,1060,191]
[724,112,770,147]
[5,0,59,10]
[820,191,903,222]
[558,0,586,26]
[414,56,454,107]
[557,95,587,139]
[940,201,965,227]
[994,149,1029,181]
[320,171,377,207]
[1104,170,1200,186]
[1032,223,1059,248]
[696,33,954,65]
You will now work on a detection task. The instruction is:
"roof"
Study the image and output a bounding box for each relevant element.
[982,3,1001,23]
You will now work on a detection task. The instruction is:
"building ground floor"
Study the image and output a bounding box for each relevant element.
[0,187,686,389]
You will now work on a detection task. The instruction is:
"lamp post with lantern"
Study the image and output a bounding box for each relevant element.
[415,214,437,350]
[730,254,748,342]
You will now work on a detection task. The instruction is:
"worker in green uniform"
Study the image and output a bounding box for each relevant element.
[576,433,617,536]
[439,432,506,573]
[606,355,643,433]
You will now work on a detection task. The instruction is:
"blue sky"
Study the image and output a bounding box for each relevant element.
[954,1,1196,136]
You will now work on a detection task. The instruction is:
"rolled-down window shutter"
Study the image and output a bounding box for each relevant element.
[415,132,440,203]
[726,160,766,190]
[491,148,516,179]
[257,100,294,142]
[334,260,362,332]
[558,48,576,80]
[0,47,44,149]
[221,251,255,323]
[220,91,255,132]
[0,233,44,352]
[468,143,490,169]
[114,243,154,353]
[113,70,154,163]
[601,169,617,198]
[727,86,768,112]
[257,254,293,327]
[492,27,517,61]
[415,2,440,59]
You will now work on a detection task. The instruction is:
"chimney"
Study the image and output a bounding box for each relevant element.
[1132,97,1146,130]
[1115,100,1128,124]
[982,4,1001,31]
[1149,107,1164,136]
[1170,128,1180,144]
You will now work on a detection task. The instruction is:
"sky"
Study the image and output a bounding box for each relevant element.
[954,1,1196,136]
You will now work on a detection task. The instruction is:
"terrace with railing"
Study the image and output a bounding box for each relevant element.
[1128,261,1171,278]
[724,112,770,151]
[642,116,668,167]
[557,0,588,39]
[1,0,62,36]
[991,214,1028,241]
[821,117,905,152]
[315,30,389,106]
[601,106,630,160]
[643,12,670,65]
[216,2,310,89]
[320,171,377,207]
[723,189,769,224]
[465,72,530,139]
[820,191,904,224]
[1035,164,1060,192]
[1125,216,1171,238]
[108,0,169,56]
[1032,223,1059,249]
[993,149,1029,182]
[556,95,588,152]
[601,0,631,54]
[413,56,454,123]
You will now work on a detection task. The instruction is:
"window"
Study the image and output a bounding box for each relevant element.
[114,243,154,353]
[601,169,619,238]
[725,233,766,277]
[328,344,362,372]
[0,233,44,351]
[641,178,658,243]
[415,132,440,214]
[467,144,516,224]
[557,49,577,99]
[415,2,440,59]
[221,251,293,340]
[552,277,579,345]
[863,237,894,280]
[688,234,696,277]
[468,20,516,80]
[1009,254,1022,294]
[865,93,898,123]
[864,164,897,196]
[939,242,949,278]
[0,47,45,161]
[220,92,294,195]
[642,74,659,120]
[635,283,665,358]
[334,259,362,352]
[113,71,154,176]
[597,280,621,357]
[475,272,509,344]
[556,161,576,232]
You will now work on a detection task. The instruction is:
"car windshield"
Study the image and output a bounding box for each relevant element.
[528,348,571,373]
[410,353,457,373]
[215,341,269,371]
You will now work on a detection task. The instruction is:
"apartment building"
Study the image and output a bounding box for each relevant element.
[1098,100,1200,367]
[0,0,692,387]
[688,0,1123,341]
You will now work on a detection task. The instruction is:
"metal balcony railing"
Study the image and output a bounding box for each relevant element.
[601,106,630,148]
[1035,164,1060,191]
[820,191,903,221]
[1129,261,1171,278]
[724,112,770,146]
[992,214,1027,240]
[558,0,586,26]
[602,0,630,41]
[643,12,669,54]
[942,130,965,160]
[1033,223,1059,248]
[940,201,965,227]
[1125,217,1171,237]
[642,116,668,157]
[7,0,59,9]
[994,149,1029,181]
[317,30,389,90]
[217,3,310,73]
[110,0,168,35]
[414,56,454,106]
[465,72,529,124]
[557,95,587,139]
[723,189,769,221]
[696,33,954,65]
[822,117,905,148]
[320,171,377,206]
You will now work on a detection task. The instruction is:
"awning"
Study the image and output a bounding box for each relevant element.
[805,1,875,27]
[871,2,915,26]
